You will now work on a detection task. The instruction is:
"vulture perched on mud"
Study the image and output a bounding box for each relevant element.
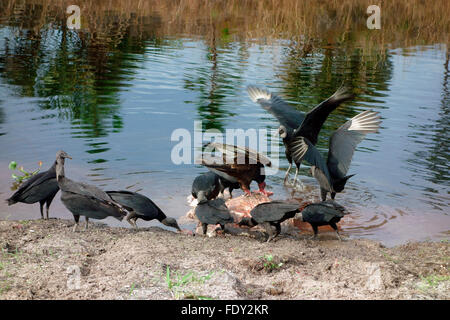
[239,200,301,242]
[106,191,180,231]
[195,198,234,235]
[6,160,59,220]
[295,200,349,240]
[55,151,128,231]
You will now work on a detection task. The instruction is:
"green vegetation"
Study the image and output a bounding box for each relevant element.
[0,260,13,295]
[417,274,450,294]
[8,161,41,184]
[129,283,136,296]
[165,266,215,299]
[420,275,450,288]
[262,254,283,271]
[382,251,399,264]
[0,280,12,294]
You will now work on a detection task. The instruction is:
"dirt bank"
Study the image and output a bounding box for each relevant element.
[0,219,448,300]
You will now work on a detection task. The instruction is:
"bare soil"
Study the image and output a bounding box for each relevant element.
[0,218,448,300]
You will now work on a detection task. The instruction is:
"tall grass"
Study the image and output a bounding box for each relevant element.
[0,0,448,51]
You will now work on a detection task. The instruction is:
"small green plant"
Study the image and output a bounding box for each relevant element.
[382,251,399,264]
[184,294,214,300]
[420,275,450,288]
[262,254,283,270]
[166,267,194,291]
[0,280,11,294]
[129,283,136,296]
[9,161,42,184]
[165,266,214,299]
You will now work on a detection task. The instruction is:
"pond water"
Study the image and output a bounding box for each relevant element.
[0,2,449,246]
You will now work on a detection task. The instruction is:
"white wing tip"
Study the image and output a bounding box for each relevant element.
[247,85,272,103]
[348,110,382,132]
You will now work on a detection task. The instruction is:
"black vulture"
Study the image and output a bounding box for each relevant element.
[201,142,273,196]
[54,151,128,231]
[247,85,353,186]
[218,176,241,199]
[6,161,59,219]
[295,200,349,240]
[194,198,234,235]
[191,172,221,204]
[289,110,382,200]
[239,200,300,242]
[106,190,180,231]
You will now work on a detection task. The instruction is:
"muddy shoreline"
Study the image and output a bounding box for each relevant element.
[0,219,448,300]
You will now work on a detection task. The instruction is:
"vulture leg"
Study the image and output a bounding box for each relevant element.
[320,188,328,201]
[202,223,208,235]
[274,223,281,240]
[218,224,226,235]
[257,183,273,197]
[283,163,292,184]
[39,201,45,220]
[311,224,319,240]
[242,185,252,196]
[85,217,89,230]
[293,166,304,190]
[331,192,336,200]
[73,215,80,232]
[263,222,276,242]
[219,184,225,198]
[330,222,342,241]
[45,196,55,220]
[293,167,299,185]
[126,212,138,229]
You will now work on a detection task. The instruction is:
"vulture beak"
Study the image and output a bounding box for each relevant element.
[197,191,208,204]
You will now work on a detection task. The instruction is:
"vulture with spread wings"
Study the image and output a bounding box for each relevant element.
[289,110,382,200]
[247,85,354,186]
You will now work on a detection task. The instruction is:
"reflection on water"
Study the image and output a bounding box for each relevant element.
[0,1,449,246]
